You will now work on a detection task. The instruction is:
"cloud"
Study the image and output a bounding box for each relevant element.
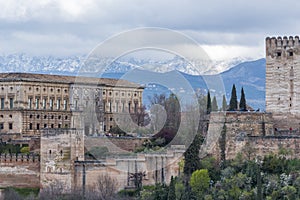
[0,0,300,58]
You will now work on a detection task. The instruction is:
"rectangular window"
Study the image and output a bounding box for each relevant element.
[109,101,112,112]
[36,123,40,130]
[9,98,13,109]
[134,102,138,113]
[49,98,53,110]
[29,123,33,130]
[128,102,131,113]
[116,102,119,112]
[9,123,13,130]
[75,100,78,110]
[35,98,39,109]
[1,98,4,109]
[63,99,67,110]
[0,123,3,130]
[122,102,125,112]
[28,98,32,109]
[57,99,61,110]
[42,98,47,109]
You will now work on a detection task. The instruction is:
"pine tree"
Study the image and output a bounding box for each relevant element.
[167,176,176,200]
[212,96,218,111]
[206,90,211,114]
[239,87,247,111]
[222,95,227,111]
[229,84,238,111]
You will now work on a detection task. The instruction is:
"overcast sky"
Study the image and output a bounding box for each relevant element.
[1,0,300,60]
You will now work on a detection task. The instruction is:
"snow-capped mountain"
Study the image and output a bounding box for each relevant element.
[0,53,265,109]
[0,53,250,75]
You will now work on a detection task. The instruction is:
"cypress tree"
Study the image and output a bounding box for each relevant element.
[239,87,247,111]
[206,90,211,114]
[184,134,203,178]
[229,84,238,111]
[212,96,218,111]
[167,176,176,200]
[222,95,227,111]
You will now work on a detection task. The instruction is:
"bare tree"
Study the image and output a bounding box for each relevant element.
[39,179,65,200]
[94,174,118,200]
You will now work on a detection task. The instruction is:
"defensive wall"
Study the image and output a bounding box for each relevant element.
[202,111,300,160]
[0,154,40,188]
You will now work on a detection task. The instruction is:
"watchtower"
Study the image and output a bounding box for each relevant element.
[266,36,300,128]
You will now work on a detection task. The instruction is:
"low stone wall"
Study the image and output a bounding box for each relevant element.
[74,146,185,191]
[0,155,40,188]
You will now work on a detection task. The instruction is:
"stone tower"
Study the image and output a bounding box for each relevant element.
[266,36,300,128]
[40,128,84,192]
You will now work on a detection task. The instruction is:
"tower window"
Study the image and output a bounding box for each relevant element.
[289,52,293,56]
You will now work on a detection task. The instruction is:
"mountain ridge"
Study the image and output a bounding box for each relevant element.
[0,54,266,109]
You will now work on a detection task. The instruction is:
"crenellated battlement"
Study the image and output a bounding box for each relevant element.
[41,128,83,137]
[0,153,40,163]
[266,36,300,57]
[266,36,300,48]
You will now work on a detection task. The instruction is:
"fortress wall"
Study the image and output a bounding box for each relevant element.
[74,149,183,191]
[205,112,300,160]
[0,155,40,188]
[248,136,300,159]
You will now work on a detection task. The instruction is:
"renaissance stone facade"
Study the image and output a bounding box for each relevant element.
[0,73,144,143]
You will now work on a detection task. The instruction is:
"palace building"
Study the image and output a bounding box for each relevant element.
[0,73,144,143]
